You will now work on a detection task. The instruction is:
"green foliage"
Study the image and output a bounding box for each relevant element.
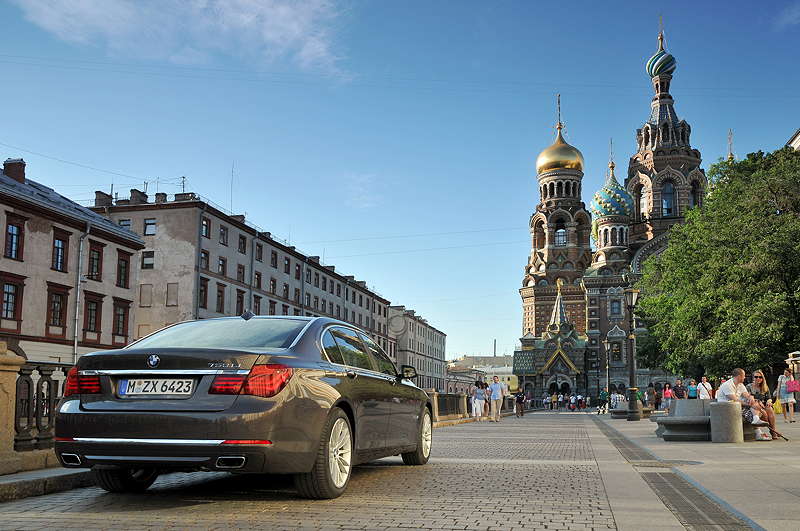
[637,147,800,377]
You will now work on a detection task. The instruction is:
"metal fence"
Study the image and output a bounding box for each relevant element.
[14,362,72,451]
[435,393,463,418]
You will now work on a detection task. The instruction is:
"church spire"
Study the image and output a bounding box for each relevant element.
[548,279,570,330]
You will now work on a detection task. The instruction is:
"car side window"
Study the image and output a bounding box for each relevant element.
[358,332,396,376]
[330,326,375,371]
[321,330,346,366]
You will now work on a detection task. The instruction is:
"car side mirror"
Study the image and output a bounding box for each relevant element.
[399,365,417,379]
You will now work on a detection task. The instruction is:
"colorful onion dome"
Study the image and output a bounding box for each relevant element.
[536,124,584,175]
[646,32,676,78]
[590,161,634,218]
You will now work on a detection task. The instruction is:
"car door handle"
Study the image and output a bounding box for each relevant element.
[346,370,358,379]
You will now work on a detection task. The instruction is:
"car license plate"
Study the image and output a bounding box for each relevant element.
[119,379,194,396]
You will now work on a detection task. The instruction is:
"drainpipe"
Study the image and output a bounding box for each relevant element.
[73,221,91,364]
[248,233,256,311]
[194,204,207,320]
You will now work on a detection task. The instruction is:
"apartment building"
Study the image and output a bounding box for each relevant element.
[0,159,144,363]
[90,190,393,354]
[388,305,446,391]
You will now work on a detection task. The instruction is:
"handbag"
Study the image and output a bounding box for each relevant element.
[773,398,783,414]
[787,380,800,393]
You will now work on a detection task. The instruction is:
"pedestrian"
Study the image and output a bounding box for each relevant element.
[515,389,525,417]
[557,393,564,410]
[569,394,576,411]
[645,385,655,408]
[488,375,506,422]
[550,392,557,410]
[687,379,698,399]
[597,387,608,414]
[654,387,662,411]
[697,376,713,400]
[775,368,797,423]
[471,381,485,420]
[662,383,673,414]
[673,379,687,400]
[483,383,491,418]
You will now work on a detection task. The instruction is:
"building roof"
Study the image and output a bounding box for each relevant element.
[787,128,800,150]
[0,171,143,247]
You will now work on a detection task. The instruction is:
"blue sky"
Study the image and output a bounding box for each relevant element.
[1,1,797,358]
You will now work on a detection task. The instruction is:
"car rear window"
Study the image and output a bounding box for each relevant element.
[130,318,308,349]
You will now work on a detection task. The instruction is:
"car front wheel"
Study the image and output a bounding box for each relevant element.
[93,467,159,493]
[294,407,352,499]
[402,408,432,465]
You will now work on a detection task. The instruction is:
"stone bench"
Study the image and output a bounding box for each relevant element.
[659,416,711,441]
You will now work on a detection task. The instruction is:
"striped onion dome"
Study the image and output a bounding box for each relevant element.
[646,32,676,78]
[590,162,633,218]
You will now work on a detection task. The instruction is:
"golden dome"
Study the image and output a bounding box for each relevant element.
[536,125,584,175]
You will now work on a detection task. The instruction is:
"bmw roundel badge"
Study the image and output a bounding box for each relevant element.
[146,354,160,368]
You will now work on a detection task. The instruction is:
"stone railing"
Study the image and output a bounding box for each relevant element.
[14,361,72,451]
[429,392,468,421]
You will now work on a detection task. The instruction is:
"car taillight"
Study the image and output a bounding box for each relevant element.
[63,367,101,396]
[221,439,272,445]
[209,364,293,398]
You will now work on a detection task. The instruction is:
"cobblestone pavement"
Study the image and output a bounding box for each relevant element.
[0,414,617,530]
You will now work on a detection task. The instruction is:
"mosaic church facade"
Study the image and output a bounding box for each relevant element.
[513,32,707,398]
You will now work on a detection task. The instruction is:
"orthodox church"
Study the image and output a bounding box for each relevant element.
[513,32,707,398]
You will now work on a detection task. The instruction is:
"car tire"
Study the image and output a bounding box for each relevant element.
[402,407,432,465]
[93,467,159,493]
[294,407,353,499]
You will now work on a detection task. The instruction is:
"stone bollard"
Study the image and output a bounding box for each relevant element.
[0,341,26,474]
[710,401,743,443]
[459,393,468,418]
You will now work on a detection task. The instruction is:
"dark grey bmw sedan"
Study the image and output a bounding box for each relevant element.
[54,316,432,499]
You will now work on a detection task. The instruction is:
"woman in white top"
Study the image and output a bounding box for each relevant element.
[472,383,486,419]
[775,368,796,423]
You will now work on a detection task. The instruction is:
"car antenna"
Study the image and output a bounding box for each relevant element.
[241,309,255,321]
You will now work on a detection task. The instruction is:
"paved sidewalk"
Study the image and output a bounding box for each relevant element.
[597,412,800,530]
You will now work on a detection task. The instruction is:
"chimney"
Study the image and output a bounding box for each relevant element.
[3,158,26,184]
[308,256,320,264]
[129,189,148,205]
[174,192,196,201]
[154,192,167,203]
[94,190,113,207]
[230,214,246,223]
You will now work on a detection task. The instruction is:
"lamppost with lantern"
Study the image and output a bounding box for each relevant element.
[623,282,641,421]
[602,338,610,398]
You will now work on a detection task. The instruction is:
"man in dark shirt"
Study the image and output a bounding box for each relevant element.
[673,379,688,400]
[515,390,526,417]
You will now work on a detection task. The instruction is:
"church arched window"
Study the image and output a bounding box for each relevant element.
[554,219,567,246]
[662,181,675,216]
[689,182,702,209]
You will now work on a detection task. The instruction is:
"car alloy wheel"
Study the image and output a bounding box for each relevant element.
[328,417,352,489]
[401,408,432,466]
[421,410,432,458]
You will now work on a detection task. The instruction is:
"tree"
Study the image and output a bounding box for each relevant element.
[637,147,800,378]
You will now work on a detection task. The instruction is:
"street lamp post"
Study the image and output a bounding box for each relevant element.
[623,285,641,421]
[602,338,610,397]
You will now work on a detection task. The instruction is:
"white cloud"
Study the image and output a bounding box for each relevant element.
[345,174,382,209]
[776,1,800,29]
[11,0,342,72]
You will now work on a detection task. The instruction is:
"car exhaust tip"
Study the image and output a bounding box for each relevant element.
[61,453,81,466]
[215,456,246,469]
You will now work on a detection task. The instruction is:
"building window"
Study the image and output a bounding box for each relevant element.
[2,275,23,320]
[314,273,319,287]
[139,284,153,307]
[143,218,157,236]
[235,290,245,315]
[118,219,131,230]
[201,217,211,238]
[337,284,341,297]
[269,300,276,315]
[238,235,247,254]
[306,269,311,283]
[269,277,276,294]
[218,257,227,276]
[141,250,155,270]
[336,305,341,318]
[610,300,621,316]
[294,288,300,302]
[216,284,226,313]
[662,181,675,216]
[282,283,289,299]
[219,226,228,245]
[321,299,326,313]
[4,214,26,260]
[200,250,209,270]
[253,295,261,314]
[282,304,289,315]
[359,294,363,307]
[116,250,131,288]
[237,264,245,282]
[313,296,319,309]
[46,286,68,328]
[295,264,301,280]
[254,271,262,289]
[199,277,208,309]
[113,299,130,338]
[554,218,567,247]
[52,229,69,272]
[166,282,178,307]
[284,257,290,273]
[690,182,702,209]
[293,308,301,316]
[87,241,104,281]
[256,243,263,262]
[83,293,103,336]
[305,293,311,307]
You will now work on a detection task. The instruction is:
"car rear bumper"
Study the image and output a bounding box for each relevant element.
[54,395,328,474]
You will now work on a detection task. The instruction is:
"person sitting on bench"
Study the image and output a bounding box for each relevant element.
[747,370,779,440]
[717,368,775,437]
